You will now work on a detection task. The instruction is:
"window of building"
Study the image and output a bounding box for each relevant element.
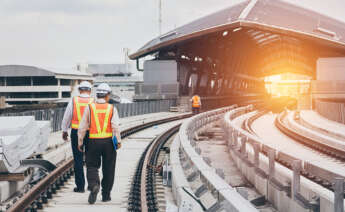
[60,79,71,86]
[34,92,58,98]
[62,92,71,98]
[0,77,5,86]
[6,77,31,86]
[104,73,126,77]
[32,77,58,86]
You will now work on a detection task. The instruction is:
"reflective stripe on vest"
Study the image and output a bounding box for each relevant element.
[192,95,200,108]
[89,103,113,139]
[71,96,94,129]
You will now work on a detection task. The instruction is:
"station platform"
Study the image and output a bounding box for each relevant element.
[41,112,184,211]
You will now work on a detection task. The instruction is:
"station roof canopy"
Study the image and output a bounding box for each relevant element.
[0,65,93,80]
[130,0,345,61]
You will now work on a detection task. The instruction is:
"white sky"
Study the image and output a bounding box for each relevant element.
[0,0,344,69]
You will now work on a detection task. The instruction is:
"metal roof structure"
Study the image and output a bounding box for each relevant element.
[130,0,345,78]
[130,0,345,68]
[0,65,93,80]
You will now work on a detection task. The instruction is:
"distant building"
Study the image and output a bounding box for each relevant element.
[79,63,143,102]
[0,65,93,105]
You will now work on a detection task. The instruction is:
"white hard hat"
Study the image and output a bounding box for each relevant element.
[79,81,92,90]
[96,83,111,94]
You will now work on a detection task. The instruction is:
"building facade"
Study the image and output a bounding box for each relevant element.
[0,65,93,105]
[80,63,142,102]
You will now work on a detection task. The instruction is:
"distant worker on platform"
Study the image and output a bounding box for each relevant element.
[78,83,121,204]
[191,93,201,114]
[61,81,94,193]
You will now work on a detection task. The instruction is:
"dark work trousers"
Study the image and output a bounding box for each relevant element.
[86,138,117,196]
[71,129,88,190]
[192,107,200,114]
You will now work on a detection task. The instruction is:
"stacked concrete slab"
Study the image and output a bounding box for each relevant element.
[0,116,50,173]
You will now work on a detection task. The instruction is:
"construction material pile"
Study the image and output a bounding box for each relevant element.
[0,116,50,173]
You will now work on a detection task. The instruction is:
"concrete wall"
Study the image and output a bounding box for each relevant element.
[315,99,345,124]
[317,57,345,81]
[143,60,178,84]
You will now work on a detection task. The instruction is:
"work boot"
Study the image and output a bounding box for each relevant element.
[102,194,111,202]
[88,185,99,204]
[73,187,85,193]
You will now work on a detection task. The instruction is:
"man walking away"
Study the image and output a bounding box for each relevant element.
[191,94,201,114]
[78,83,122,204]
[61,81,93,193]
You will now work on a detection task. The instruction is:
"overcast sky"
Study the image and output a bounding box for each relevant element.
[0,0,344,69]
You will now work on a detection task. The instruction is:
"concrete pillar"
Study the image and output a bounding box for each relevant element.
[334,178,344,212]
[58,79,62,99]
[268,149,275,181]
[292,160,301,200]
[253,143,260,168]
[240,135,247,156]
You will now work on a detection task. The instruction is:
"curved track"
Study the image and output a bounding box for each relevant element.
[128,124,180,212]
[249,112,345,191]
[276,111,345,161]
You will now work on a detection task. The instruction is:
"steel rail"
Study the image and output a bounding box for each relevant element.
[8,113,190,212]
[275,111,345,162]
[242,110,267,135]
[128,123,183,212]
[239,108,345,192]
[141,124,181,212]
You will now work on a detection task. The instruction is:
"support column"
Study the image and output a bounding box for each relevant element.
[334,178,344,212]
[58,79,62,99]
[292,160,301,200]
[268,149,275,181]
[253,143,260,168]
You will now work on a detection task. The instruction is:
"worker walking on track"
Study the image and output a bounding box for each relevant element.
[61,81,94,193]
[191,94,201,114]
[78,83,121,204]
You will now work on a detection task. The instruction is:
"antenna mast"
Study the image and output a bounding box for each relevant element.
[159,0,162,35]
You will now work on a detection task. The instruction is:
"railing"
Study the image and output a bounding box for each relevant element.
[223,106,344,212]
[135,83,179,97]
[311,80,345,94]
[0,99,177,132]
[170,105,258,211]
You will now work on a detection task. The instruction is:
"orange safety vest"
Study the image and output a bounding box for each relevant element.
[192,95,201,108]
[89,103,113,139]
[71,96,94,129]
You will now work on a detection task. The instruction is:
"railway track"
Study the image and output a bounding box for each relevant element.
[224,106,345,211]
[276,110,345,161]
[246,110,345,191]
[128,124,180,212]
[7,113,190,212]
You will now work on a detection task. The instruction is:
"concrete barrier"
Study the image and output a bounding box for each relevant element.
[223,106,344,212]
[170,105,258,212]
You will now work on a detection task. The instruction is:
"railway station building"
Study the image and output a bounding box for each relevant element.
[130,0,345,115]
